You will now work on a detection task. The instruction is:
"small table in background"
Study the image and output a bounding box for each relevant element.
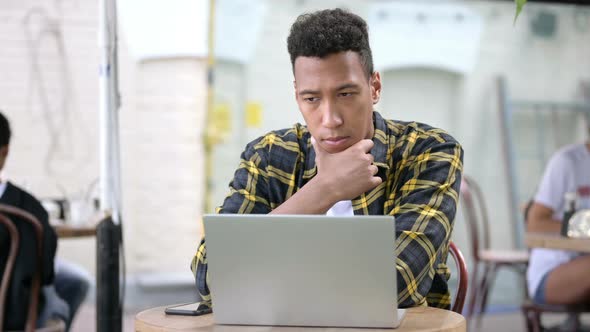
[135,305,466,332]
[525,232,590,253]
[50,211,109,238]
[52,224,97,238]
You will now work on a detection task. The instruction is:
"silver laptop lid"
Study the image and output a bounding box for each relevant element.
[203,214,399,328]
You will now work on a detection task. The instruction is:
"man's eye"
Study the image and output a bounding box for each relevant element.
[304,97,319,102]
[339,92,355,97]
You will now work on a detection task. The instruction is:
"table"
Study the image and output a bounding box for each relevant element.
[53,224,97,238]
[525,232,590,253]
[50,211,107,238]
[135,305,466,332]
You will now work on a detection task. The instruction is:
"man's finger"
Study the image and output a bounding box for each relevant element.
[370,176,383,187]
[355,139,374,153]
[369,164,379,176]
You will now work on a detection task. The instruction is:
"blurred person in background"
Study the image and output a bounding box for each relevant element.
[0,111,90,331]
[526,125,590,326]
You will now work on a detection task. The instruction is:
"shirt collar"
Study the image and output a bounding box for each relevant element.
[0,180,8,199]
[303,111,390,180]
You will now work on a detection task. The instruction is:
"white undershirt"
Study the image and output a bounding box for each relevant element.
[326,200,354,216]
[0,180,7,199]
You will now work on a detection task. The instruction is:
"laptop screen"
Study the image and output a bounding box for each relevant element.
[203,214,401,328]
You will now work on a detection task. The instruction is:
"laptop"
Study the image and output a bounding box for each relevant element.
[202,214,406,328]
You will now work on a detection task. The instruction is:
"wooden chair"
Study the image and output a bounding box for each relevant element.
[522,300,590,332]
[5,319,66,332]
[520,201,590,332]
[459,175,529,326]
[0,204,65,332]
[449,241,468,314]
[0,214,20,332]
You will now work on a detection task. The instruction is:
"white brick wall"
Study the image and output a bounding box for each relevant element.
[0,0,206,278]
[121,59,206,273]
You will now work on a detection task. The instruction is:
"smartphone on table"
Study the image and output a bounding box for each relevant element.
[165,302,213,316]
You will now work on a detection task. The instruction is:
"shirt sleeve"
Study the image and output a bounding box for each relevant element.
[30,197,57,285]
[190,141,271,305]
[534,150,575,219]
[190,238,210,304]
[216,146,272,215]
[389,134,463,308]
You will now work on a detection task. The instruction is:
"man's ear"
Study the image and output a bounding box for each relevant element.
[370,72,382,105]
[0,145,9,170]
[0,145,9,158]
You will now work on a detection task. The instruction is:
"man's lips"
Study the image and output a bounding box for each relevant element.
[322,136,349,147]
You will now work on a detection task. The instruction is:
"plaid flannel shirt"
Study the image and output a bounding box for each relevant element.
[191,111,463,309]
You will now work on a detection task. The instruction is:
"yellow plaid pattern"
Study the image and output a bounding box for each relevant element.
[190,111,463,310]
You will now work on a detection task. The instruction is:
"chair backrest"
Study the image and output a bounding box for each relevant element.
[0,204,45,332]
[5,319,66,332]
[0,214,20,332]
[449,241,468,314]
[459,175,491,261]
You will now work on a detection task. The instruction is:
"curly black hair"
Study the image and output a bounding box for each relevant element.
[0,112,10,147]
[287,8,374,79]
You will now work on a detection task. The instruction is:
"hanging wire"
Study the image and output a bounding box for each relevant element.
[22,3,92,177]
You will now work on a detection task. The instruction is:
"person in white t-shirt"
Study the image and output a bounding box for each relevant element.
[526,141,590,306]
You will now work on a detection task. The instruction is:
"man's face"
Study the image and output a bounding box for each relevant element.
[294,51,381,154]
[0,145,8,171]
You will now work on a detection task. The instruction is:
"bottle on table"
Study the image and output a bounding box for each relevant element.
[560,192,577,237]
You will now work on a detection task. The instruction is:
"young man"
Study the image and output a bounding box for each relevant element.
[0,112,89,331]
[527,139,590,306]
[191,8,463,309]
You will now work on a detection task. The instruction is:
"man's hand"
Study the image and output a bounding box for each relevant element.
[312,137,382,202]
[269,137,383,215]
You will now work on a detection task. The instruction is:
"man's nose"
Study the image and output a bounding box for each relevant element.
[321,101,343,128]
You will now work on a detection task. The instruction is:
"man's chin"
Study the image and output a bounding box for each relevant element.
[321,139,355,154]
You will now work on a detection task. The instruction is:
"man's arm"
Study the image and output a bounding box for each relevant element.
[270,138,381,214]
[390,136,463,308]
[191,140,273,304]
[526,202,561,233]
[190,238,210,304]
[526,146,575,234]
